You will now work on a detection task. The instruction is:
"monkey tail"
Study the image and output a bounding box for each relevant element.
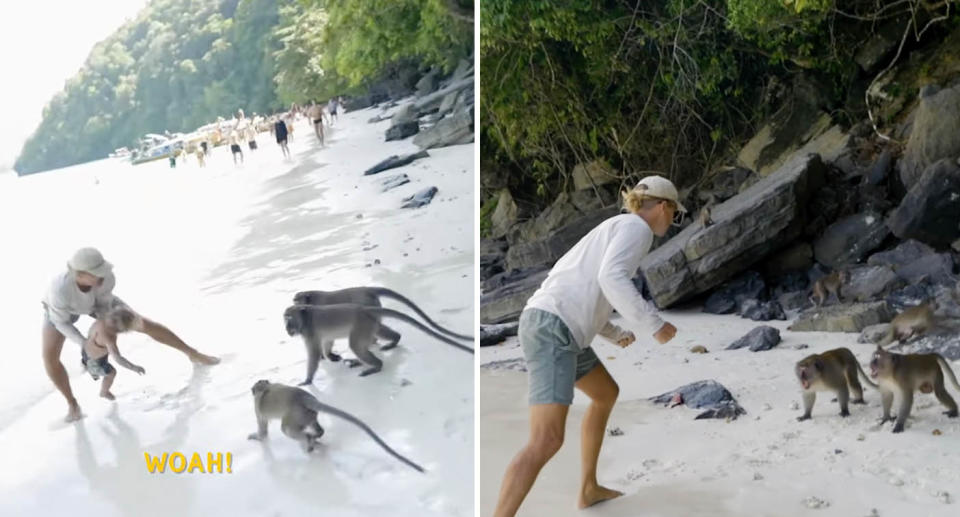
[936,356,960,392]
[855,362,878,389]
[371,287,474,341]
[306,397,426,473]
[370,307,475,354]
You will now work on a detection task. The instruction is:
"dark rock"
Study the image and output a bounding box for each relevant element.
[843,265,905,302]
[789,301,893,332]
[400,186,438,209]
[480,253,506,281]
[704,271,766,315]
[770,270,810,297]
[413,108,474,150]
[763,243,814,279]
[889,158,960,247]
[480,268,550,324]
[482,265,547,293]
[649,380,746,420]
[855,20,902,72]
[865,148,892,185]
[739,299,787,321]
[898,84,960,187]
[380,174,410,192]
[413,77,474,114]
[364,151,430,176]
[870,240,938,268]
[885,282,939,312]
[813,212,889,268]
[702,167,754,203]
[895,332,960,361]
[385,121,419,141]
[726,326,781,351]
[640,154,827,308]
[480,322,520,347]
[778,291,812,314]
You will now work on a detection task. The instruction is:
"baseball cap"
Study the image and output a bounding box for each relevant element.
[633,175,688,213]
[68,247,113,278]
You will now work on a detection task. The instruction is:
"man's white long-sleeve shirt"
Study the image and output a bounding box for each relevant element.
[525,213,665,349]
[43,270,117,346]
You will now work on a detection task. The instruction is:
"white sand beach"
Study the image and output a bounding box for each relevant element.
[480,308,960,517]
[0,101,474,516]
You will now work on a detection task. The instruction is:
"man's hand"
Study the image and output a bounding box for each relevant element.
[132,365,146,375]
[616,332,636,348]
[653,322,677,344]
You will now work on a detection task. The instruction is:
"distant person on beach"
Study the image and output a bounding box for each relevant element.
[275,115,290,159]
[246,124,258,151]
[82,307,144,401]
[229,130,244,165]
[492,176,685,515]
[328,97,339,125]
[42,247,220,422]
[195,145,206,168]
[307,101,327,146]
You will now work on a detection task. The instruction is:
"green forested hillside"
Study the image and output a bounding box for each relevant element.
[15,0,472,175]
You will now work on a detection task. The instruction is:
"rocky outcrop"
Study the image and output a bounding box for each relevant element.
[385,121,419,141]
[400,186,438,208]
[813,212,889,268]
[897,84,960,187]
[572,160,619,191]
[490,189,518,239]
[788,301,893,332]
[639,153,827,308]
[842,265,905,302]
[413,108,474,150]
[868,239,958,287]
[480,267,550,324]
[887,158,960,247]
[480,322,520,347]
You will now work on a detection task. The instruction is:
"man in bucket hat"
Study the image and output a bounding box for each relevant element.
[493,176,686,515]
[42,247,219,422]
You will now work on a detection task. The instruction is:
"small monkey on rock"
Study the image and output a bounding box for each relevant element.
[795,347,877,421]
[809,270,848,307]
[869,346,960,433]
[879,300,938,347]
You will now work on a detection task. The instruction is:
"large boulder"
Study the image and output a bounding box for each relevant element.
[788,301,893,332]
[639,153,827,308]
[363,151,429,176]
[897,84,960,187]
[649,380,746,420]
[413,108,473,150]
[415,68,440,97]
[869,240,958,287]
[572,160,619,191]
[726,326,781,351]
[385,121,419,141]
[843,265,905,302]
[480,267,550,324]
[887,158,960,247]
[812,212,889,268]
[737,105,851,177]
[490,189,519,239]
[506,208,618,270]
[703,271,766,315]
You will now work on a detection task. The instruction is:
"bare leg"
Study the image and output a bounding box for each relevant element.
[100,370,116,400]
[574,364,623,509]
[135,316,219,365]
[42,323,82,422]
[493,404,569,517]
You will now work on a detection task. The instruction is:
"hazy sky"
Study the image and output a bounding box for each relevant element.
[0,0,150,168]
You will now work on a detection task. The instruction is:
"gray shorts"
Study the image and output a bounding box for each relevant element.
[519,308,600,405]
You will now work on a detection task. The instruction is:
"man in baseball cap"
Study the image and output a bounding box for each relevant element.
[493,175,686,515]
[42,247,219,423]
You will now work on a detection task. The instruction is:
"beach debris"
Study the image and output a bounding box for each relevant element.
[364,151,430,176]
[381,173,411,192]
[607,427,624,437]
[690,345,709,354]
[401,186,438,208]
[790,401,800,410]
[933,429,943,436]
[726,326,781,352]
[649,380,746,420]
[753,472,764,481]
[802,496,830,509]
[400,379,412,387]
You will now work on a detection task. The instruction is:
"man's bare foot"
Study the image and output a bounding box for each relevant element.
[578,485,623,509]
[65,404,84,423]
[190,353,220,365]
[100,391,116,401]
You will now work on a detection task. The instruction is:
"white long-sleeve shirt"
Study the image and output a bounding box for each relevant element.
[525,213,665,349]
[43,270,117,346]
